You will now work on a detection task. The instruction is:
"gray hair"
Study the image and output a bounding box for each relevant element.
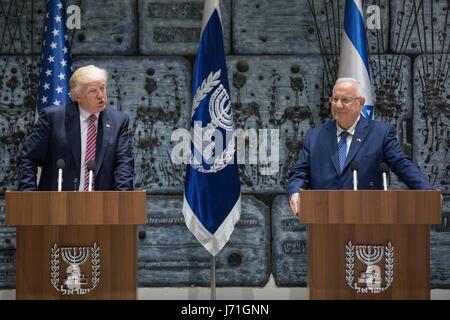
[334,77,363,97]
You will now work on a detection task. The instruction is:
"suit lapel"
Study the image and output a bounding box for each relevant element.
[324,120,340,174]
[343,117,371,171]
[65,103,81,175]
[95,109,111,177]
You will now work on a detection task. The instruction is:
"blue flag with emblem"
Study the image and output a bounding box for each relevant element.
[37,0,72,112]
[182,0,241,256]
[338,0,374,119]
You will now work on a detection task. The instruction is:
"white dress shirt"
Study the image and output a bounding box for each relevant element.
[336,115,361,155]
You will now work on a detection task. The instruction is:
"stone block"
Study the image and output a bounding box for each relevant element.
[139,0,231,55]
[412,54,450,194]
[391,0,450,54]
[138,195,270,286]
[370,54,413,190]
[0,55,40,192]
[431,196,450,288]
[226,55,326,193]
[70,0,137,55]
[233,0,389,54]
[0,196,16,289]
[0,0,137,55]
[271,195,307,286]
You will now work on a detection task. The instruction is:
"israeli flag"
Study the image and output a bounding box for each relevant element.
[183,0,241,256]
[338,0,374,120]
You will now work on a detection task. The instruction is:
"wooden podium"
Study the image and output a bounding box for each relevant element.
[5,191,147,300]
[300,190,441,300]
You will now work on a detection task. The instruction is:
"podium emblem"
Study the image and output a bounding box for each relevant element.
[345,241,394,294]
[50,243,100,295]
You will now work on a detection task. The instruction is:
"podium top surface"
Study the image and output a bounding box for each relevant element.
[5,191,147,226]
[300,190,441,225]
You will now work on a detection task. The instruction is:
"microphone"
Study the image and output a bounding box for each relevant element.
[350,161,359,190]
[380,162,389,191]
[56,159,65,192]
[87,160,95,191]
[73,178,79,191]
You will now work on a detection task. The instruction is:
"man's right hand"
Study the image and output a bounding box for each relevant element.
[289,192,300,218]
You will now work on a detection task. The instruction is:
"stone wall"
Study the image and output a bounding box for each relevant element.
[0,0,449,289]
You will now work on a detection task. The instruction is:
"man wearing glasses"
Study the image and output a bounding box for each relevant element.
[287,77,433,218]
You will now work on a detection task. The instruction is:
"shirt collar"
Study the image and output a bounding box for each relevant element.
[78,105,100,122]
[336,115,360,137]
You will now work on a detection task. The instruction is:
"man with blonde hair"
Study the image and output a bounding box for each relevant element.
[17,65,133,191]
[287,77,434,218]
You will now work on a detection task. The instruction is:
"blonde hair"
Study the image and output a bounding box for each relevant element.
[69,65,108,99]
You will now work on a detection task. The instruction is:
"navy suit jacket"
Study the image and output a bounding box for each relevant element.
[286,117,432,198]
[17,103,133,191]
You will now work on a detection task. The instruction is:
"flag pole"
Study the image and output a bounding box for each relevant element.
[183,0,240,301]
[211,255,216,300]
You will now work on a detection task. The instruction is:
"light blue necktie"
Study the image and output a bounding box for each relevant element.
[338,131,349,173]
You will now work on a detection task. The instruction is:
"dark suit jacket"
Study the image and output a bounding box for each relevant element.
[286,117,432,198]
[17,103,133,191]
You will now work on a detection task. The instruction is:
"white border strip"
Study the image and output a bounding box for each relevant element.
[201,0,222,33]
[182,194,241,256]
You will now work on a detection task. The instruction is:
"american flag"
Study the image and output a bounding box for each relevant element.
[37,0,72,112]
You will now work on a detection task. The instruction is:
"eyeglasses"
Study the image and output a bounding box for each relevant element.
[329,97,361,106]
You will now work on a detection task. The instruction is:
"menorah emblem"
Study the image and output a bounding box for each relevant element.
[345,241,394,294]
[355,245,384,289]
[51,243,101,295]
[61,247,89,290]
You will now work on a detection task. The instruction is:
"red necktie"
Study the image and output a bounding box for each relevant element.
[84,114,97,191]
